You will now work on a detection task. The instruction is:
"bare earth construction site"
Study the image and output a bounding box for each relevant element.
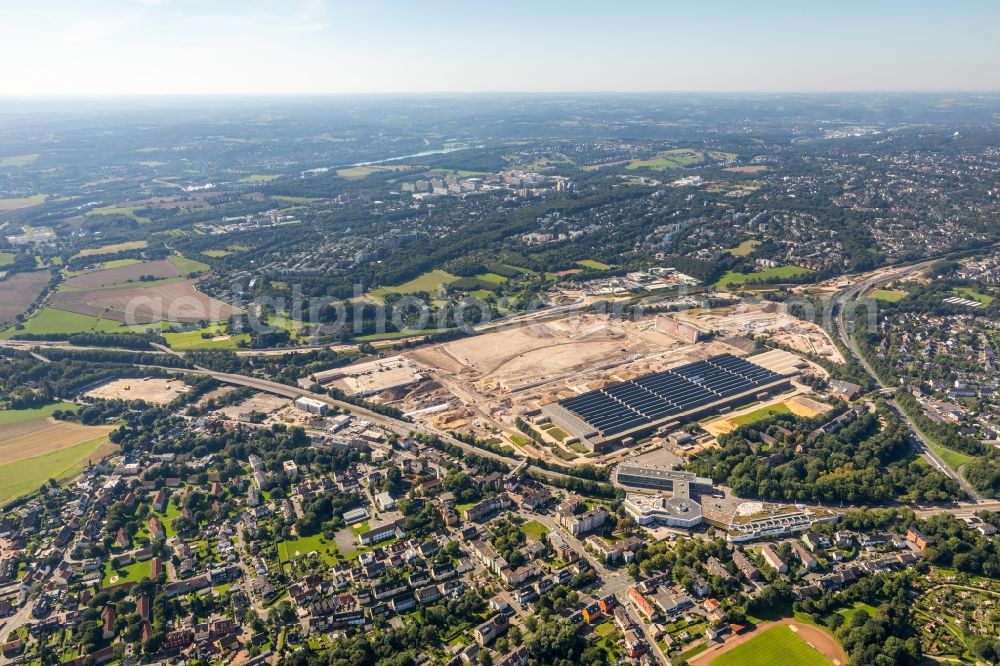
[328,306,838,462]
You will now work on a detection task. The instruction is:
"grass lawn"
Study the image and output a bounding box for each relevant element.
[728,239,761,257]
[0,252,16,267]
[838,601,878,624]
[715,265,815,290]
[568,441,589,454]
[542,425,569,441]
[354,327,449,342]
[0,307,133,338]
[367,269,459,303]
[925,439,975,471]
[520,520,549,542]
[0,402,78,426]
[157,501,184,538]
[102,558,152,587]
[0,436,115,505]
[730,403,792,426]
[711,625,831,666]
[163,324,249,350]
[871,289,907,302]
[168,254,210,275]
[277,533,340,565]
[953,287,995,305]
[576,259,612,270]
[201,249,232,258]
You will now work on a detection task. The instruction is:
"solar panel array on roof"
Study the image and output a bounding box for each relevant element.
[559,353,786,437]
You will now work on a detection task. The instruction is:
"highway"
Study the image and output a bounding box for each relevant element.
[831,259,984,502]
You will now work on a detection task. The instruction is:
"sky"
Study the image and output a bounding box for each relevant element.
[1,0,998,96]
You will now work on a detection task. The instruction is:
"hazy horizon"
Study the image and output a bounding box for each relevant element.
[2,0,999,96]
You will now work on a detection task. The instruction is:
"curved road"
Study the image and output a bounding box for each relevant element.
[832,260,983,502]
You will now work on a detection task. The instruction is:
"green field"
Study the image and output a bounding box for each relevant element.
[953,287,995,305]
[0,307,134,338]
[0,194,47,210]
[715,265,815,290]
[837,602,878,624]
[520,520,549,541]
[627,149,705,171]
[367,269,459,303]
[0,436,114,505]
[0,252,15,267]
[730,403,792,426]
[727,239,760,257]
[85,205,150,224]
[163,324,249,350]
[0,402,78,426]
[102,558,152,587]
[925,439,975,472]
[277,533,340,565]
[74,240,149,258]
[474,272,508,284]
[168,254,210,275]
[710,625,831,666]
[201,249,232,258]
[871,289,907,302]
[576,259,612,270]
[354,327,449,342]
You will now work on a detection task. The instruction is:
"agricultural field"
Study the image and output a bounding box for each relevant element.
[84,205,151,224]
[0,153,40,167]
[62,258,183,289]
[238,174,282,183]
[714,265,815,290]
[49,279,240,325]
[706,624,834,666]
[0,194,47,210]
[0,419,116,505]
[367,269,459,303]
[0,306,133,337]
[0,270,50,327]
[74,240,149,258]
[336,164,413,180]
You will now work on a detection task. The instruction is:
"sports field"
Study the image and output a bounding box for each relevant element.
[708,625,833,666]
[730,402,792,426]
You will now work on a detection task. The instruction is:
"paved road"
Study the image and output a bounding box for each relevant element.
[831,259,983,502]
